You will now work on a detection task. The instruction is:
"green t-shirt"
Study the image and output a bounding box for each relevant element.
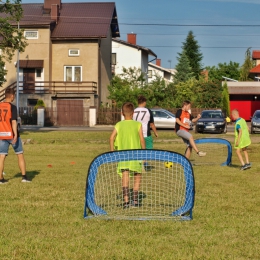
[234,118,251,149]
[114,120,142,174]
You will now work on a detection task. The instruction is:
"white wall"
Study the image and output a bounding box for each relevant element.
[112,41,143,75]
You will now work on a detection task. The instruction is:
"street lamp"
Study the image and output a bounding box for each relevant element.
[168,60,171,69]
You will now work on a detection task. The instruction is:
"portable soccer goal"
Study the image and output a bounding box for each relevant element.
[190,138,232,166]
[84,149,195,221]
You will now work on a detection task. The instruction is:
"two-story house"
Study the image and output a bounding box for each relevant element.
[148,59,176,84]
[112,33,157,80]
[2,0,120,126]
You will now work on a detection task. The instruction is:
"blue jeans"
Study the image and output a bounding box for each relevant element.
[0,137,24,155]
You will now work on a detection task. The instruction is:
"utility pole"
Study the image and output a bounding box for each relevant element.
[16,22,19,115]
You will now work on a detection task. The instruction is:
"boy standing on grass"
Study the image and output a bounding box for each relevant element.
[0,88,30,184]
[175,100,206,159]
[110,102,145,208]
[231,109,251,170]
[134,95,158,170]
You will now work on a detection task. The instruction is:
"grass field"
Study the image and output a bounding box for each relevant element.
[1,130,260,259]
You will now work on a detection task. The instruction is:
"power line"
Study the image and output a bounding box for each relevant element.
[120,32,260,37]
[145,46,260,49]
[121,23,260,27]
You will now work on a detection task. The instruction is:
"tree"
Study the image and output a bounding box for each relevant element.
[173,50,194,83]
[239,48,255,81]
[0,0,27,85]
[107,67,146,108]
[182,31,203,79]
[222,82,230,116]
[173,78,198,107]
[195,80,222,108]
[107,67,176,108]
[206,61,240,82]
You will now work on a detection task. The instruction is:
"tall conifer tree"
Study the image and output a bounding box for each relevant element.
[173,50,194,83]
[182,31,203,79]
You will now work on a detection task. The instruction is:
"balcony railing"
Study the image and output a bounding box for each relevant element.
[18,81,98,94]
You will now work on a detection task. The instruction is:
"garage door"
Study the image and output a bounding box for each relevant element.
[57,99,84,126]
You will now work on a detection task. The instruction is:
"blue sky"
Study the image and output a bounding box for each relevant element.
[23,0,260,68]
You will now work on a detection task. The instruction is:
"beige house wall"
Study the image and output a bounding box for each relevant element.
[3,27,51,88]
[51,40,99,82]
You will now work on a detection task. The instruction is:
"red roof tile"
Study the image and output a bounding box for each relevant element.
[2,2,120,38]
[250,64,260,73]
[51,3,118,38]
[252,50,260,59]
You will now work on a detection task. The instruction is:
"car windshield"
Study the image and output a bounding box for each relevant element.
[164,111,175,117]
[152,110,175,118]
[201,112,223,119]
[253,112,260,119]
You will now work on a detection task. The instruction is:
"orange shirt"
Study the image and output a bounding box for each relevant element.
[176,109,192,132]
[0,102,14,139]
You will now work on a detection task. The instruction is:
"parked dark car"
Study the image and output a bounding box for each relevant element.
[251,110,260,134]
[195,110,227,134]
[151,109,176,129]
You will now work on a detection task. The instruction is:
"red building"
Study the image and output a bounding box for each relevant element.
[227,82,260,121]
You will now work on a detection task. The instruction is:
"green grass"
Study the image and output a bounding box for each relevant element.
[1,130,260,259]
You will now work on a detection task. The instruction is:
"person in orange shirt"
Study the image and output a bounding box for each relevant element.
[175,100,206,159]
[0,88,30,184]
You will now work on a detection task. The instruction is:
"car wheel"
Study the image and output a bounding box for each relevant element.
[250,126,254,134]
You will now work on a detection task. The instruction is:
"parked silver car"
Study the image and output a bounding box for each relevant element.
[151,109,176,129]
[251,110,260,134]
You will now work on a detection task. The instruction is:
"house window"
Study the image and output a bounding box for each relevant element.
[148,70,152,78]
[69,49,80,56]
[27,99,38,106]
[64,66,82,82]
[24,30,38,39]
[36,69,41,78]
[111,53,116,65]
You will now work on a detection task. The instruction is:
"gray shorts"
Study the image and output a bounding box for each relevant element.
[177,130,192,147]
[0,137,24,155]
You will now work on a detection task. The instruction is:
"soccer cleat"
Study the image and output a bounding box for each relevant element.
[131,201,141,207]
[21,176,31,183]
[0,178,8,184]
[240,165,248,171]
[245,163,252,169]
[197,151,206,157]
[123,202,130,209]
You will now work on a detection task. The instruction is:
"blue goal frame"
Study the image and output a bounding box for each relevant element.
[84,149,195,220]
[194,138,232,166]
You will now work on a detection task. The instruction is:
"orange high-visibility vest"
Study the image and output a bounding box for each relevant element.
[0,102,14,140]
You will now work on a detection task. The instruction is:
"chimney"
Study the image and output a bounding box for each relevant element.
[156,59,161,67]
[44,0,61,10]
[51,4,59,23]
[127,33,136,45]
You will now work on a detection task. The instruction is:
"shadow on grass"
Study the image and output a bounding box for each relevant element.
[228,164,241,168]
[13,170,40,180]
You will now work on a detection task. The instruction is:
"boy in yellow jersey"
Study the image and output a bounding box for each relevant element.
[110,102,145,208]
[231,109,251,171]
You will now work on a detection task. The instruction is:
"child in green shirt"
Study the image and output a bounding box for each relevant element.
[231,109,251,171]
[110,102,145,208]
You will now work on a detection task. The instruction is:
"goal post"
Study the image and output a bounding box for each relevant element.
[193,138,232,166]
[84,149,195,221]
